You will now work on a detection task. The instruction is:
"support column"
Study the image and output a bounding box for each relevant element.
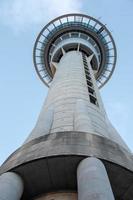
[0,172,24,200]
[77,157,115,200]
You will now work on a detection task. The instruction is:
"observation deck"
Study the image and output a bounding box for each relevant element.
[33,13,117,88]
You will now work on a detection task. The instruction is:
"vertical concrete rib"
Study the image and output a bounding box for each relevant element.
[0,172,23,200]
[24,106,54,143]
[77,157,115,200]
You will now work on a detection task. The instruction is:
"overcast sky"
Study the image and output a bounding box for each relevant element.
[0,0,133,165]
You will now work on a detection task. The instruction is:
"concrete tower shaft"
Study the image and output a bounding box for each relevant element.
[25,50,129,151]
[1,14,133,200]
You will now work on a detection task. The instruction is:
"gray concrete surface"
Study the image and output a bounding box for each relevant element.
[74,99,94,133]
[77,157,115,200]
[0,172,23,200]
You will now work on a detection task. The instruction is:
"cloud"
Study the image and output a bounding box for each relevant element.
[0,0,83,33]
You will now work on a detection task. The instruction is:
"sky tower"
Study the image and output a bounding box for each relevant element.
[0,13,133,200]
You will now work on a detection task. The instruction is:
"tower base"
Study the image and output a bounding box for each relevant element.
[1,132,133,199]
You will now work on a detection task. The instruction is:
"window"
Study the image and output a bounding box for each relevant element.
[89,95,97,105]
[82,53,98,107]
[88,87,94,95]
[87,80,93,87]
[86,75,91,81]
